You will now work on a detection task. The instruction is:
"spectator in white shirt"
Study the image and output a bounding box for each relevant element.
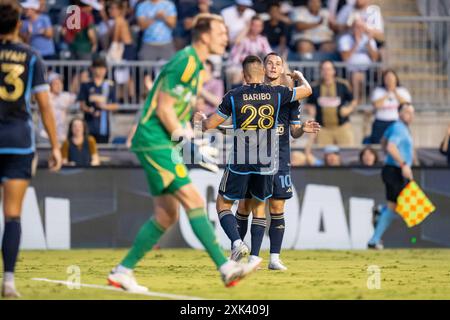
[332,0,384,43]
[227,15,272,85]
[39,73,77,143]
[290,0,335,60]
[366,69,412,144]
[220,0,255,46]
[338,19,379,103]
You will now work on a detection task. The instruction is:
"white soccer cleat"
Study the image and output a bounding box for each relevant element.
[107,269,149,293]
[221,257,263,288]
[230,242,249,262]
[1,282,21,298]
[268,260,288,271]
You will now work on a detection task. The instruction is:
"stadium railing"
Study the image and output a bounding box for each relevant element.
[384,16,450,110]
[45,60,383,111]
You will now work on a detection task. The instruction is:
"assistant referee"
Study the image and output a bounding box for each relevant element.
[368,103,415,249]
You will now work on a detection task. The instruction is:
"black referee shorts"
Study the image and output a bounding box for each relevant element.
[381,165,408,203]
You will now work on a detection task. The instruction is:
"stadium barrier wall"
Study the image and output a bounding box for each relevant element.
[1,167,449,250]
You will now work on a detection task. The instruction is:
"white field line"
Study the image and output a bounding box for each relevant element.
[31,278,205,300]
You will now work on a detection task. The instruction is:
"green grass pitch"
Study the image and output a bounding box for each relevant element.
[5,249,450,300]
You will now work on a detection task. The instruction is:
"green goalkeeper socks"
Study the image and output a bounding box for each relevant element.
[121,219,165,269]
[188,208,228,268]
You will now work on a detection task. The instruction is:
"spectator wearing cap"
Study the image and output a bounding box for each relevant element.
[304,144,342,166]
[306,60,357,147]
[44,73,77,142]
[365,69,411,144]
[62,0,100,60]
[77,57,119,143]
[220,0,256,46]
[290,0,335,61]
[136,0,177,61]
[440,124,450,166]
[20,0,56,59]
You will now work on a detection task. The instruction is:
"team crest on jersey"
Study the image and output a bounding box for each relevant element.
[175,164,188,178]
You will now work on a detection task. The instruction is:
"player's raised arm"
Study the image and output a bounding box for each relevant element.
[288,71,313,101]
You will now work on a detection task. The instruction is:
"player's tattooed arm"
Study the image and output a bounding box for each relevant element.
[290,120,321,139]
[288,71,313,101]
[194,112,226,132]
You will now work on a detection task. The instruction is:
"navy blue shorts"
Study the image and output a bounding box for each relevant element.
[0,153,34,183]
[272,170,293,200]
[219,167,274,201]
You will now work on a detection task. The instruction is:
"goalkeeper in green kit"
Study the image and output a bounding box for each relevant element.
[107,14,261,293]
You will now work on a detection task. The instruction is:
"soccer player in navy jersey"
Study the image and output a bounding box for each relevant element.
[0,0,62,298]
[195,55,313,264]
[236,53,320,270]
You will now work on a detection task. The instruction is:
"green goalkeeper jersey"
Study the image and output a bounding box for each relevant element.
[132,46,204,151]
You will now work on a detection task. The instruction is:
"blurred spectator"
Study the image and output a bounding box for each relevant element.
[291,150,308,166]
[263,2,290,57]
[198,60,224,116]
[304,144,343,166]
[44,73,77,142]
[290,0,335,61]
[306,60,357,146]
[333,0,384,43]
[359,145,379,166]
[62,118,101,166]
[136,0,177,61]
[106,0,136,102]
[221,0,255,46]
[78,57,119,143]
[20,0,57,59]
[174,0,215,50]
[228,15,272,85]
[440,125,450,166]
[366,69,411,144]
[327,0,355,19]
[338,19,379,104]
[62,0,100,60]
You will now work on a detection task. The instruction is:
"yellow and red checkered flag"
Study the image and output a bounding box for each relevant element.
[396,181,436,228]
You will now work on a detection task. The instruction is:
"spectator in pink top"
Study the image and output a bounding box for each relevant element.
[198,60,224,116]
[227,15,272,85]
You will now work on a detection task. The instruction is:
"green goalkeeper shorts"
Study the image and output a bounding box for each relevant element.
[135,148,191,196]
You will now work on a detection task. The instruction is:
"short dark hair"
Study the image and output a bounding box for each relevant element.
[263,52,281,64]
[251,15,263,23]
[191,13,224,42]
[0,0,21,35]
[242,55,263,71]
[92,57,107,68]
[359,146,379,165]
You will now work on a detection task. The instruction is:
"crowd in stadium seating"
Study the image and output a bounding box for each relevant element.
[20,0,449,167]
